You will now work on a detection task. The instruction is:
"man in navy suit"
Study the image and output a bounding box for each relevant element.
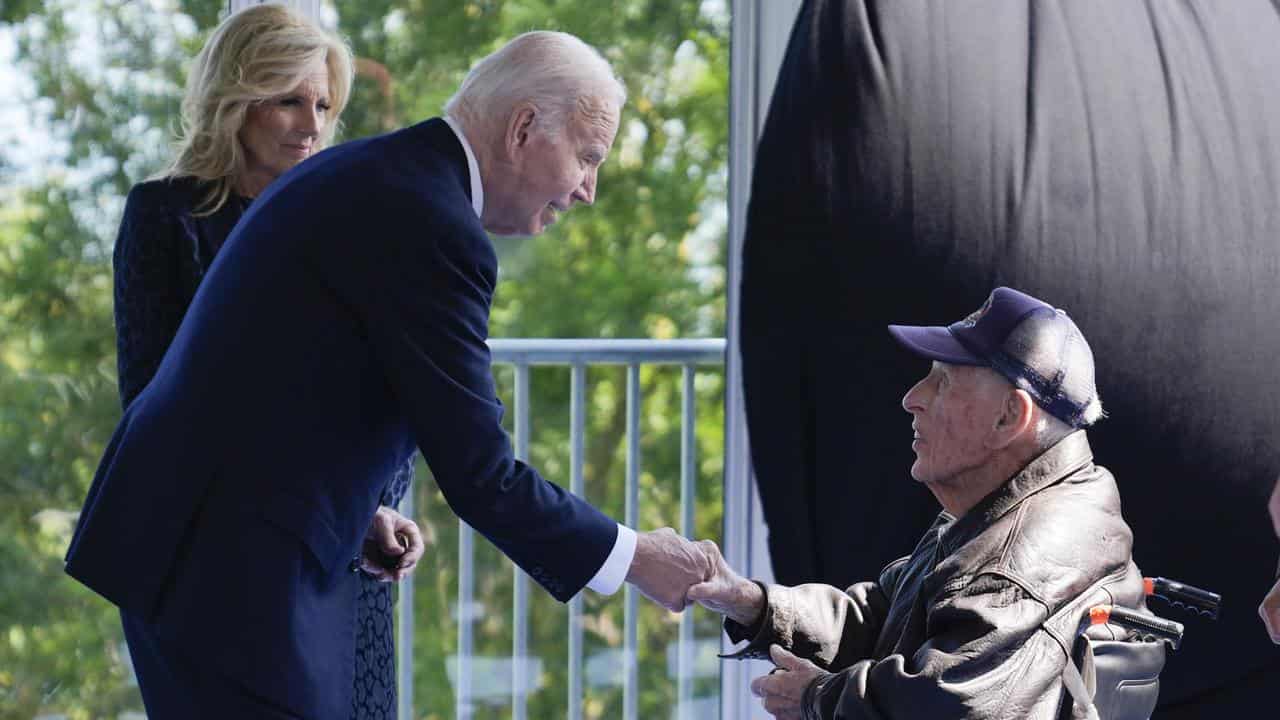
[66,31,707,718]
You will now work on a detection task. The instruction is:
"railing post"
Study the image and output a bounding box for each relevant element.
[624,363,641,720]
[443,340,728,720]
[568,363,587,720]
[398,484,415,720]
[677,364,697,719]
[513,364,532,720]
[457,518,474,720]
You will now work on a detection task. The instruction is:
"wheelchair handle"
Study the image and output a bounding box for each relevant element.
[1144,576,1221,620]
[1088,605,1184,650]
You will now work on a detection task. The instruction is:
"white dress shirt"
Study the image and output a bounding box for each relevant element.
[442,116,637,596]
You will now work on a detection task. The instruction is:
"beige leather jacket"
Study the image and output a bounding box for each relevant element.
[725,432,1147,719]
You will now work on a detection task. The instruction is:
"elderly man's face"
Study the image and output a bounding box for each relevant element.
[902,362,1010,488]
[496,97,619,236]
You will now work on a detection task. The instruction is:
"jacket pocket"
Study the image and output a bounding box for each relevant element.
[254,490,345,576]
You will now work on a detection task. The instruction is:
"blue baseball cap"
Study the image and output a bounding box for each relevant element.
[888,287,1101,428]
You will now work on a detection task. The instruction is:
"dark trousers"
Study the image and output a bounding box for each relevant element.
[121,610,302,719]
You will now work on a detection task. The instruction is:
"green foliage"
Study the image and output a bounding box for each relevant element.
[0,1,728,718]
[0,0,42,24]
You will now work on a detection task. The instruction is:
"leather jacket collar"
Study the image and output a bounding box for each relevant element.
[938,430,1094,558]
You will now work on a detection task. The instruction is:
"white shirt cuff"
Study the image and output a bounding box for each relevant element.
[585,523,636,596]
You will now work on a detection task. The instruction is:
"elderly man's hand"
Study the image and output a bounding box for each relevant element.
[360,506,425,582]
[686,540,765,626]
[749,645,827,720]
[625,528,712,612]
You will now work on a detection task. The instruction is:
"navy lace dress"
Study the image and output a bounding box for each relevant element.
[113,176,412,720]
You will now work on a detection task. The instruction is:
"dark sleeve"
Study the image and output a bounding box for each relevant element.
[305,189,618,602]
[805,575,1056,720]
[723,580,891,671]
[113,185,189,409]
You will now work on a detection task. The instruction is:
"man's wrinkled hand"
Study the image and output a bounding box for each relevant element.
[625,528,712,612]
[1261,576,1280,644]
[360,506,425,583]
[686,540,765,626]
[749,645,826,720]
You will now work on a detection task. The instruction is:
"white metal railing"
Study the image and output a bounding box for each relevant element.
[398,338,726,720]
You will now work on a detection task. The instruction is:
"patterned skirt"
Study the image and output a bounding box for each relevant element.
[350,456,415,720]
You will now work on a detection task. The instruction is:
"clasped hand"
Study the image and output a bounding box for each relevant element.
[359,505,425,582]
[689,541,820,718]
[627,529,767,619]
[629,533,817,718]
[625,528,715,611]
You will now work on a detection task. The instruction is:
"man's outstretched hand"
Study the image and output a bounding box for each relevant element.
[686,540,765,626]
[360,505,425,582]
[626,528,714,612]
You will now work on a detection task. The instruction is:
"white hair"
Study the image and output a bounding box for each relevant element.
[1079,393,1106,427]
[984,364,1101,450]
[1034,411,1075,450]
[444,31,626,139]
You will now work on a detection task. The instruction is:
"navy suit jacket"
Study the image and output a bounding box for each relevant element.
[66,118,619,716]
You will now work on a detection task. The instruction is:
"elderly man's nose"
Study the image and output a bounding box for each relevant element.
[575,170,598,205]
[902,381,927,413]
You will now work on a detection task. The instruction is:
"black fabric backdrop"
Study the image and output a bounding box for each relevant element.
[740,1,1280,714]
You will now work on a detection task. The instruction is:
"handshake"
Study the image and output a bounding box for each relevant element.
[625,528,764,625]
[626,529,828,719]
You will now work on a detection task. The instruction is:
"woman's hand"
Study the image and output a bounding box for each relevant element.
[359,506,425,582]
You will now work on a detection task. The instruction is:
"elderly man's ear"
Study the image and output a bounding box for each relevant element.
[988,388,1036,449]
[504,103,538,156]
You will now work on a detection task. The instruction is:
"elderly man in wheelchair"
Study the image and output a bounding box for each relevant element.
[689,287,1195,720]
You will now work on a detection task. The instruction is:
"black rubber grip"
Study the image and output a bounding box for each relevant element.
[1105,606,1185,649]
[1150,577,1221,619]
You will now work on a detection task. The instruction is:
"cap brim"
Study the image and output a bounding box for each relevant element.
[887,325,986,365]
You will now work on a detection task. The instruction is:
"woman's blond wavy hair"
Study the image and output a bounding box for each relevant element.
[156,4,353,215]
